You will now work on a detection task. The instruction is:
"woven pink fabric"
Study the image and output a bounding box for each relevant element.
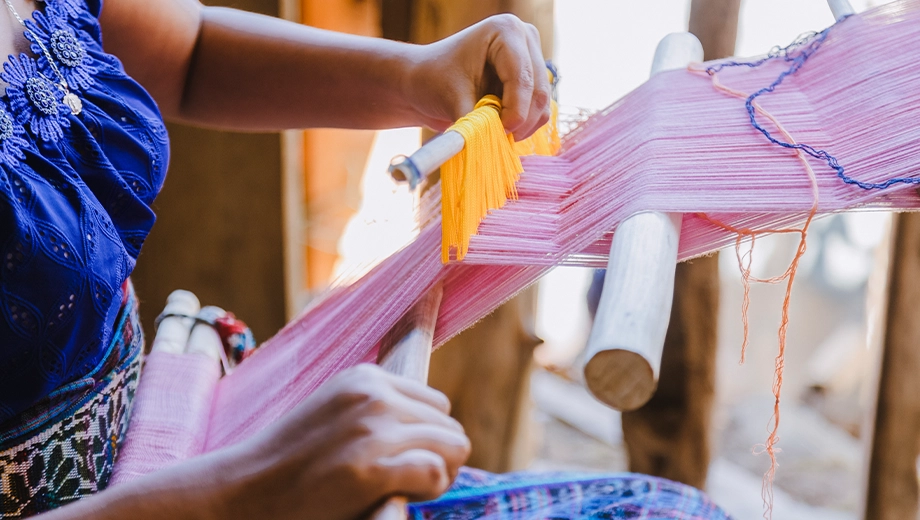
[115,0,920,474]
[111,352,221,484]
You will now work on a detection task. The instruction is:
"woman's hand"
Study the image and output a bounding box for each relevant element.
[405,15,553,141]
[42,364,469,520]
[220,364,470,520]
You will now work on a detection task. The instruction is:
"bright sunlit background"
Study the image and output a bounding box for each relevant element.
[335,2,886,518]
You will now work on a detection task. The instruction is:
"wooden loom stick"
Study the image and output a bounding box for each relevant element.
[582,33,704,412]
[387,67,555,191]
[370,286,444,520]
[377,286,443,381]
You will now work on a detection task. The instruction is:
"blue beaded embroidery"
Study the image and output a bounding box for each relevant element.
[26,8,96,91]
[51,30,84,67]
[0,106,31,167]
[3,54,71,142]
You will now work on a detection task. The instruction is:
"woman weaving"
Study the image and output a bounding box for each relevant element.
[0,0,729,517]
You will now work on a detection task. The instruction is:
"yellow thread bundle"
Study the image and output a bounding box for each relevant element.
[512,98,561,157]
[441,95,560,263]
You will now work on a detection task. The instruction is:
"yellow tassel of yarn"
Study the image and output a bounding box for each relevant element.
[441,95,519,263]
[513,99,561,157]
[440,93,560,263]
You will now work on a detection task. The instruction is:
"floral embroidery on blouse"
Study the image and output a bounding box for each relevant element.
[43,0,83,22]
[25,9,96,91]
[0,105,31,167]
[2,54,72,142]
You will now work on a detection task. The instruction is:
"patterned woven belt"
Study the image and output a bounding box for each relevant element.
[0,285,144,518]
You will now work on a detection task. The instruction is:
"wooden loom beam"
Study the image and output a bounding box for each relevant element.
[618,0,738,490]
[863,212,920,520]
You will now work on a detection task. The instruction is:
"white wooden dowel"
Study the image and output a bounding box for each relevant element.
[828,0,855,21]
[389,132,466,190]
[370,286,444,520]
[151,290,200,354]
[583,33,703,412]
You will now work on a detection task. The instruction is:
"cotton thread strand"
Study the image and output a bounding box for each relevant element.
[692,21,837,520]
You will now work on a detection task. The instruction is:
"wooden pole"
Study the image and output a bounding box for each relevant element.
[132,0,309,340]
[863,212,920,520]
[619,256,720,488]
[583,34,703,412]
[687,0,742,61]
[619,0,738,489]
[372,286,443,520]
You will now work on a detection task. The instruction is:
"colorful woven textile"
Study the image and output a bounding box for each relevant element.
[0,289,142,518]
[409,468,732,520]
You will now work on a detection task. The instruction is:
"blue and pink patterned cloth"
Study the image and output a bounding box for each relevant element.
[410,468,732,519]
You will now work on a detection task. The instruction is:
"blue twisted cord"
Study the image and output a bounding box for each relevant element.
[707,15,919,191]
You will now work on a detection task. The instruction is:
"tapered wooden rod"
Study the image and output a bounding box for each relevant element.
[370,286,444,520]
[583,33,704,412]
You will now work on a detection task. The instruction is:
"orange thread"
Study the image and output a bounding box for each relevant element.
[689,64,820,520]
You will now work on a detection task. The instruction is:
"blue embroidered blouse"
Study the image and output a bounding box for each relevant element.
[0,0,168,422]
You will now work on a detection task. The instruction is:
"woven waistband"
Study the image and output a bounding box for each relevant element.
[0,284,144,518]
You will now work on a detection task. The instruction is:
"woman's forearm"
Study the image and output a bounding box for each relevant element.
[173,7,423,131]
[100,0,548,137]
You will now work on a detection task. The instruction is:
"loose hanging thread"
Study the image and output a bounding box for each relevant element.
[689,17,884,520]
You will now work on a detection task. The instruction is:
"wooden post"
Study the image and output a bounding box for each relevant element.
[133,125,289,342]
[863,212,920,520]
[132,0,308,340]
[381,0,413,42]
[619,0,738,489]
[391,0,552,473]
[425,292,542,472]
[688,0,741,61]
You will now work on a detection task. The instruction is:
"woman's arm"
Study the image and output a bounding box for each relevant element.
[98,0,551,139]
[41,364,470,520]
